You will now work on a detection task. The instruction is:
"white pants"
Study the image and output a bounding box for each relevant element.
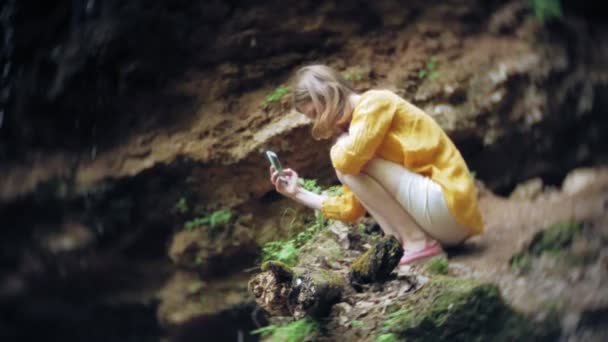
[395,167,469,246]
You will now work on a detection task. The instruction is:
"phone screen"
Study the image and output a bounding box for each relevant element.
[266,151,284,177]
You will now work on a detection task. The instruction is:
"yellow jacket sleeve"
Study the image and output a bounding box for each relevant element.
[330,91,397,175]
[320,186,365,222]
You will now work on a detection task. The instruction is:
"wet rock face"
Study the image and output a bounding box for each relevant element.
[1,0,202,152]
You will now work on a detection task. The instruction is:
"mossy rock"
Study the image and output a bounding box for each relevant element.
[261,261,295,282]
[510,220,583,273]
[291,269,345,319]
[350,235,403,284]
[528,220,583,255]
[379,276,560,342]
[250,261,345,319]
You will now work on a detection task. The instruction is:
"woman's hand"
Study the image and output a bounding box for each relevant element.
[269,166,300,197]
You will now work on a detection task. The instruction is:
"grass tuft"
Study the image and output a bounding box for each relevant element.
[251,318,318,342]
[418,56,439,80]
[183,209,232,231]
[530,0,562,23]
[426,256,449,275]
[261,85,289,109]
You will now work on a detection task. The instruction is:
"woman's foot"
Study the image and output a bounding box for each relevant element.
[399,240,444,265]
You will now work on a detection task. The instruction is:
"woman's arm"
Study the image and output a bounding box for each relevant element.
[291,187,325,211]
[269,167,365,222]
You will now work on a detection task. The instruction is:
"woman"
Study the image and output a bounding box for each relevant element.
[269,65,483,265]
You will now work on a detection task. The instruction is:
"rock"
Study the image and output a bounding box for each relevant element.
[380,276,560,342]
[157,270,253,331]
[168,224,257,275]
[561,168,601,196]
[510,220,584,274]
[349,236,403,284]
[42,221,95,253]
[510,178,544,200]
[248,261,345,319]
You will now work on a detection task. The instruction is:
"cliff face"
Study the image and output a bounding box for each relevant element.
[1,0,607,340]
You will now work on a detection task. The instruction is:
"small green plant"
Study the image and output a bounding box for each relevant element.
[188,282,203,293]
[173,197,189,214]
[351,320,367,330]
[375,307,416,341]
[262,240,299,266]
[326,185,343,196]
[194,255,203,265]
[418,56,439,80]
[261,85,289,109]
[261,179,337,265]
[251,318,318,342]
[299,178,323,194]
[426,256,449,275]
[343,70,364,81]
[357,223,366,234]
[375,334,398,342]
[530,0,562,23]
[183,209,232,231]
[262,211,329,266]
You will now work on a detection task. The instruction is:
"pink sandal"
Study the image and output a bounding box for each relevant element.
[399,241,445,265]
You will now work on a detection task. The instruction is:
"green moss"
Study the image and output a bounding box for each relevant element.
[261,85,290,109]
[251,318,318,342]
[530,0,562,23]
[510,220,583,273]
[510,253,533,273]
[425,256,449,275]
[530,220,582,255]
[377,276,559,341]
[260,260,295,282]
[351,320,367,329]
[342,71,364,81]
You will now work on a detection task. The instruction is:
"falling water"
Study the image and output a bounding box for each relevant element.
[0,0,15,129]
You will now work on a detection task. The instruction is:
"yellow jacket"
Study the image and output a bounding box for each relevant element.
[320,90,483,236]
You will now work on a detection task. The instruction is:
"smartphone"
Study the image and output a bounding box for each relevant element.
[266,151,285,179]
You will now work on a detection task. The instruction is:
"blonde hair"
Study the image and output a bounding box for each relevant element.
[292,65,356,140]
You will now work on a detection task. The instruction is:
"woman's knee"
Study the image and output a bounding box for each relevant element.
[362,158,402,177]
[335,169,345,182]
[335,169,356,185]
[362,158,405,195]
